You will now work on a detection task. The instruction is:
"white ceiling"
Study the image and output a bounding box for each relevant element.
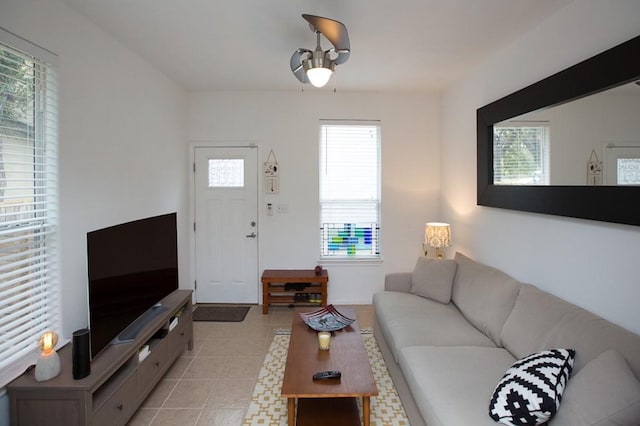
[59,0,575,92]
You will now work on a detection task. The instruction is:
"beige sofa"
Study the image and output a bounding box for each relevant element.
[373,252,640,425]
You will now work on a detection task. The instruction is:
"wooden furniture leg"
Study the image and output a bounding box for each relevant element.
[363,396,370,426]
[262,279,269,314]
[288,397,296,425]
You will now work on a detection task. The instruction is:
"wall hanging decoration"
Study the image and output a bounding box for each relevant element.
[587,149,602,185]
[264,149,280,194]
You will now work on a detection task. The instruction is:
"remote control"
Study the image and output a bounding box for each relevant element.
[313,370,342,380]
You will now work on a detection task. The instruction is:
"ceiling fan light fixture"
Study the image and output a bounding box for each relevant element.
[306,66,333,88]
[290,14,350,88]
[302,38,335,88]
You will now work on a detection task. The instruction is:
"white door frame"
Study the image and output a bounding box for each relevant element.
[188,141,262,304]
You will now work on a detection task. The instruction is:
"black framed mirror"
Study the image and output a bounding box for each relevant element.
[477,35,640,226]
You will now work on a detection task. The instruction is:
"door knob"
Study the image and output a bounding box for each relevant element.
[246,232,257,238]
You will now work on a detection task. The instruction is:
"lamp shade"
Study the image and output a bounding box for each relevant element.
[424,222,451,248]
[306,66,333,87]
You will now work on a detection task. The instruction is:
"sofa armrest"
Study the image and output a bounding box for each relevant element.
[385,272,412,292]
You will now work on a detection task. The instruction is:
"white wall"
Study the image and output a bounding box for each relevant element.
[441,0,640,334]
[0,0,188,342]
[0,0,187,420]
[188,91,440,304]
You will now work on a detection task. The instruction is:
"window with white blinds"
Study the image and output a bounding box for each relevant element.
[319,121,381,259]
[0,31,60,387]
[493,123,550,185]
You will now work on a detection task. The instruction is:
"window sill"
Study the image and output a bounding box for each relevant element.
[318,257,383,266]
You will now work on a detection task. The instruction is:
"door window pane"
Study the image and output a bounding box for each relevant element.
[617,159,640,185]
[208,159,244,187]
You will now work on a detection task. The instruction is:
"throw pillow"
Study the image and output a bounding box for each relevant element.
[489,348,575,425]
[552,349,640,425]
[410,256,457,304]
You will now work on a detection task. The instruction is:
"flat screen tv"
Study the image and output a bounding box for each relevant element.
[87,212,179,359]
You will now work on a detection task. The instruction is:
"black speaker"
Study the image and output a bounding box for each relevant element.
[72,328,91,380]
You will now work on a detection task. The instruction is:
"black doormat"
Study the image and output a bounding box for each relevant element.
[193,306,250,322]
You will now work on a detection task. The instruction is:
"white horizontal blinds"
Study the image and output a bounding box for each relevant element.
[493,123,550,185]
[0,38,60,387]
[319,121,381,259]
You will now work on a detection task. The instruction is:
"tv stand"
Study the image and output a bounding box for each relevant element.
[7,290,193,426]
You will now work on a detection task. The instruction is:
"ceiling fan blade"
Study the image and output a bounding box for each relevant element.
[290,48,311,84]
[302,14,350,63]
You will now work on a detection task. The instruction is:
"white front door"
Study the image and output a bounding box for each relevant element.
[194,146,258,303]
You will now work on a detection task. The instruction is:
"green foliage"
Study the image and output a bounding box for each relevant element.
[1,46,35,195]
[494,127,542,180]
[503,143,536,177]
[1,48,34,130]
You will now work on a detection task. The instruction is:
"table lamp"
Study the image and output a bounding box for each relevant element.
[35,331,61,382]
[424,222,452,259]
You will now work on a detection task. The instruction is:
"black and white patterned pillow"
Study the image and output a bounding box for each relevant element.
[489,348,575,425]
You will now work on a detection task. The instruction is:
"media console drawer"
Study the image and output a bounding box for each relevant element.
[92,371,138,426]
[169,315,192,357]
[139,338,170,395]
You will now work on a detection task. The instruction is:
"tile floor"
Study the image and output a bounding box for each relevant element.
[127,304,374,426]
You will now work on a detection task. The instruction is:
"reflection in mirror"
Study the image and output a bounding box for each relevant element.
[493,81,640,186]
[477,34,640,226]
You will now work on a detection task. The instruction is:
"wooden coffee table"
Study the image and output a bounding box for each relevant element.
[281,307,378,425]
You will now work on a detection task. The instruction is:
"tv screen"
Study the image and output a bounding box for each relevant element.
[87,212,179,359]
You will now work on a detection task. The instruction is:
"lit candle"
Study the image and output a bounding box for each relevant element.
[317,331,331,350]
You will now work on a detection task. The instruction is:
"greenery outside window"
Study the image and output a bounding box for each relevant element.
[493,124,550,185]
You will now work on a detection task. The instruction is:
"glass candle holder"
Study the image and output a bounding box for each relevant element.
[317,331,331,350]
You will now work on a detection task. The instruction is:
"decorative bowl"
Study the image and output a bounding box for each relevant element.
[299,305,355,332]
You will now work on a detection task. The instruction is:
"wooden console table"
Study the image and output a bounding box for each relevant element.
[261,269,328,314]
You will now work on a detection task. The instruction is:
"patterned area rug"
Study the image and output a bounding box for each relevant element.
[243,331,409,425]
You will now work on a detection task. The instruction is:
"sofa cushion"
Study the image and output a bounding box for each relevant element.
[489,349,575,426]
[551,349,640,426]
[384,272,412,292]
[541,307,640,379]
[373,291,495,362]
[501,284,640,379]
[500,284,577,360]
[398,345,516,426]
[451,252,521,346]
[410,257,457,303]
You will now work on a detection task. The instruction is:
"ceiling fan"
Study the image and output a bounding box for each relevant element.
[290,14,351,88]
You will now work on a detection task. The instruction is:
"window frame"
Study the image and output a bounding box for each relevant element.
[318,120,381,261]
[0,28,60,388]
[493,123,550,186]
